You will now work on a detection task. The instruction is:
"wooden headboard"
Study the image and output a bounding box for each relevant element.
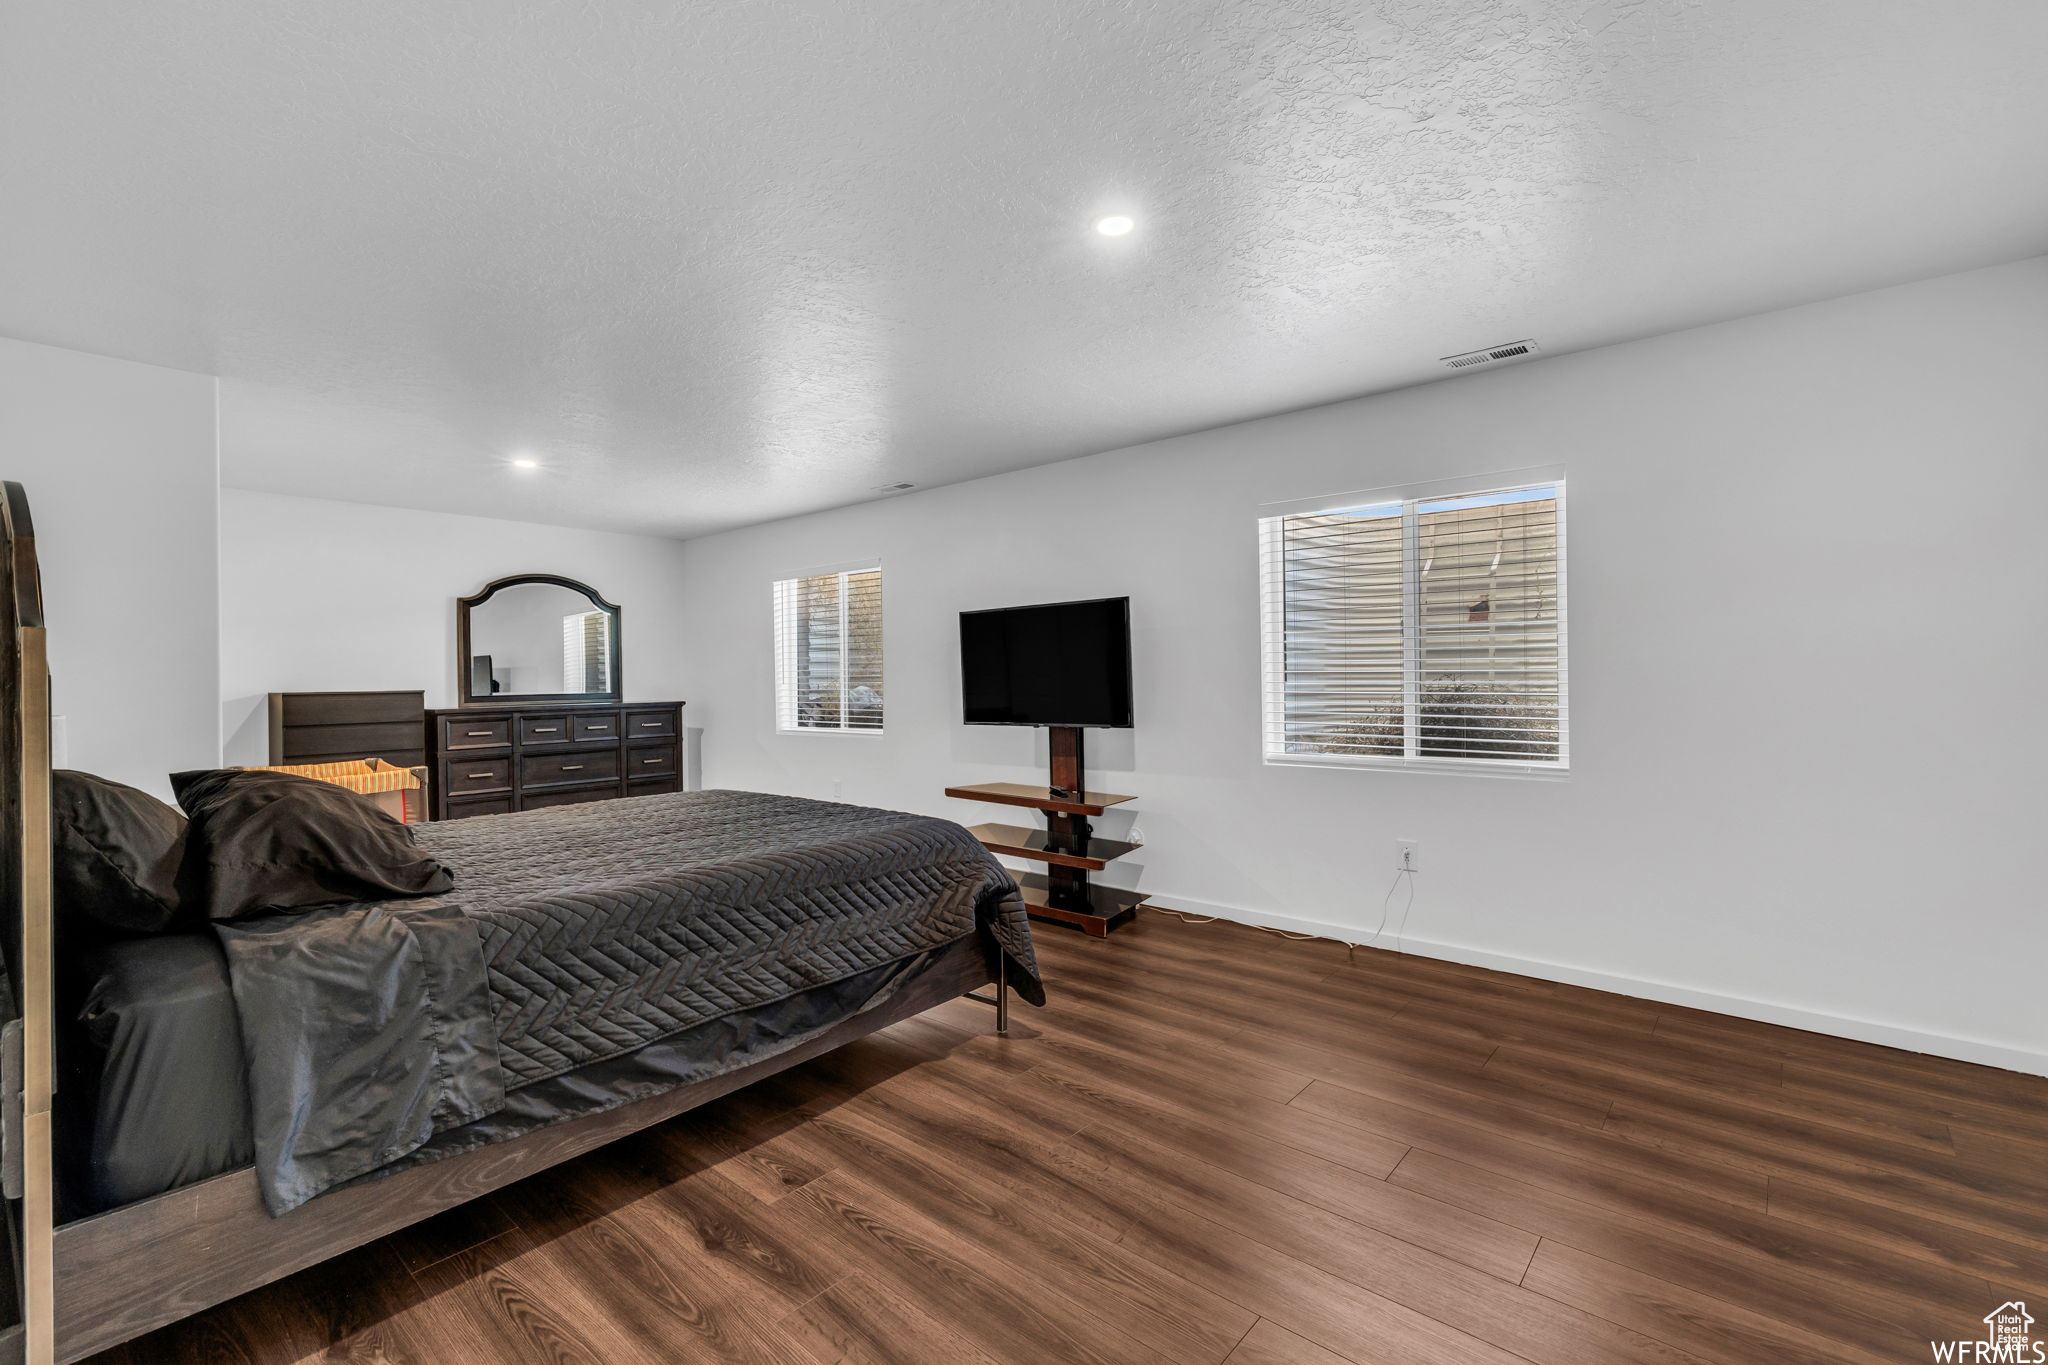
[2,479,55,1363]
[267,691,426,768]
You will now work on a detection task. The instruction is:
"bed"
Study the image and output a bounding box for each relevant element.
[0,481,1041,1364]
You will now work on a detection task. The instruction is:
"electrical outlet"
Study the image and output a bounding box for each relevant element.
[831,779,842,800]
[1128,825,1148,846]
[1397,838,1419,872]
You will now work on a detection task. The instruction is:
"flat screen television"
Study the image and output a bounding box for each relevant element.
[960,596,1132,728]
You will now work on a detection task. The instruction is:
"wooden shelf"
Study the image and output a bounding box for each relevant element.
[1013,872,1146,935]
[968,822,1140,871]
[953,728,1142,936]
[944,782,1135,817]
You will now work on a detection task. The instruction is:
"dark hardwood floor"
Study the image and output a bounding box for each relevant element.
[88,913,2048,1364]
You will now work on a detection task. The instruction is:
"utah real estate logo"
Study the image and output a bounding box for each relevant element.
[1932,1301,2040,1363]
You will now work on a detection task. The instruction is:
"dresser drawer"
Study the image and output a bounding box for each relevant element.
[625,744,678,779]
[522,784,620,811]
[518,714,573,745]
[444,756,512,794]
[624,709,677,739]
[425,701,684,821]
[522,749,619,788]
[445,794,514,819]
[624,776,680,798]
[442,716,512,750]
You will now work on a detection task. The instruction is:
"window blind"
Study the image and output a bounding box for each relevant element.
[1259,481,1566,772]
[560,610,611,693]
[773,568,884,732]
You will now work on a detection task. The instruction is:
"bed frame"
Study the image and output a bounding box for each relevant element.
[0,481,1010,1364]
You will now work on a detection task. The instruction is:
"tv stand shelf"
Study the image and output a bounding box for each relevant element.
[1015,872,1148,924]
[951,727,1145,937]
[943,782,1134,817]
[965,823,1139,871]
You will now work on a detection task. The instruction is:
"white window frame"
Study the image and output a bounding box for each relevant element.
[1258,467,1568,779]
[561,609,612,694]
[773,560,885,737]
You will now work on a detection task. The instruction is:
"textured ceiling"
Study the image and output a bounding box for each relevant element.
[4,1,2046,539]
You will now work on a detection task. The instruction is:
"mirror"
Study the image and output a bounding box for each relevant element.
[457,575,621,705]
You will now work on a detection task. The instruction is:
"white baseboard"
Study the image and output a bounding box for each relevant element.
[1140,891,2048,1079]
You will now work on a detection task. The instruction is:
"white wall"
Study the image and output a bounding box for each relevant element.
[218,490,691,764]
[677,256,2048,1074]
[0,337,221,798]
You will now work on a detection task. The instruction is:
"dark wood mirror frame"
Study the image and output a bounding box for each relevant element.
[456,574,622,708]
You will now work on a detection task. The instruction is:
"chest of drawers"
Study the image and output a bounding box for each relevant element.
[424,701,685,820]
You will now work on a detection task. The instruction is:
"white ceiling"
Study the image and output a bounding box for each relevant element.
[4,2,2045,540]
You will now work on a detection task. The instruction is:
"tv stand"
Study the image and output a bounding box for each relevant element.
[947,725,1146,937]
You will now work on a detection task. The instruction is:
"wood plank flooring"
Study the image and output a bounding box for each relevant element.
[87,913,2048,1365]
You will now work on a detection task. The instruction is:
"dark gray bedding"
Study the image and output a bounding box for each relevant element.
[70,936,253,1213]
[68,934,983,1215]
[216,789,1037,1213]
[215,898,507,1211]
[353,940,978,1186]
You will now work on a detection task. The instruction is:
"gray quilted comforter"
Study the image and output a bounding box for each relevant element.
[217,789,1039,1213]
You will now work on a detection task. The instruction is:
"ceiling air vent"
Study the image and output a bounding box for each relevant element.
[873,481,916,493]
[1442,339,1540,371]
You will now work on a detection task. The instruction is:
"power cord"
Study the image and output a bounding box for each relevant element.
[1143,869,1417,961]
[1145,904,1321,941]
[1378,867,1417,952]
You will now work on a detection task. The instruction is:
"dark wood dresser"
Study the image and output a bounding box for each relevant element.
[269,690,427,767]
[424,701,685,820]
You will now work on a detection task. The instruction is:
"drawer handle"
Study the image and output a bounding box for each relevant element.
[534,726,560,733]
[466,730,494,737]
[467,771,493,779]
[642,757,662,764]
[561,764,584,771]
[589,725,611,732]
[639,720,661,727]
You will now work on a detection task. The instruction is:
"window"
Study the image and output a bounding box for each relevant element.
[561,610,612,693]
[1259,477,1566,773]
[774,567,884,733]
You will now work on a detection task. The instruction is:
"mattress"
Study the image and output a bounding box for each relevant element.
[67,935,253,1214]
[66,933,986,1214]
[67,788,1038,1215]
[403,788,1041,1087]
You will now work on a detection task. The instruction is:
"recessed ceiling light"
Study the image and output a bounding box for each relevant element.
[1094,215,1135,237]
[510,456,541,470]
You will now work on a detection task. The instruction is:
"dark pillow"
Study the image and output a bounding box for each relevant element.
[51,770,190,933]
[170,769,454,921]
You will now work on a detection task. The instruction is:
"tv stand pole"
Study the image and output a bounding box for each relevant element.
[947,725,1146,937]
[1042,726,1093,914]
